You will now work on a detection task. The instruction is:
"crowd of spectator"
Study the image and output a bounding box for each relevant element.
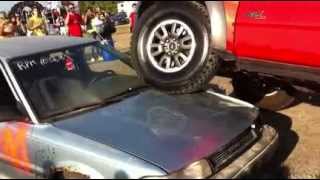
[0,3,129,48]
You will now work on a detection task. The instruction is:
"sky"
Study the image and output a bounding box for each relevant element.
[0,1,20,12]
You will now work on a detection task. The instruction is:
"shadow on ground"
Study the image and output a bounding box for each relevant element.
[294,90,320,107]
[246,110,299,179]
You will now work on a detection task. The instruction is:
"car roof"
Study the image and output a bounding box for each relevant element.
[0,36,97,61]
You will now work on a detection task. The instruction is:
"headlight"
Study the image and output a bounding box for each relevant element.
[143,159,213,179]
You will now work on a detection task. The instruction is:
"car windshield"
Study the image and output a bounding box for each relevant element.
[9,43,143,121]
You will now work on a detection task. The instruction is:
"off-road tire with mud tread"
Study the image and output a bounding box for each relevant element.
[131,1,219,94]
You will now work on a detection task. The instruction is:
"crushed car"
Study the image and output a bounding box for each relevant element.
[0,36,277,179]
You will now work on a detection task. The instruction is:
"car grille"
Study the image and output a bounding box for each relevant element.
[209,128,258,173]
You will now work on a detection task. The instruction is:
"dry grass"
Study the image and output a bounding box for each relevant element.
[113,24,132,52]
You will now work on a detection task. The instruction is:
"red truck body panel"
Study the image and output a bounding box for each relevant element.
[227,1,320,68]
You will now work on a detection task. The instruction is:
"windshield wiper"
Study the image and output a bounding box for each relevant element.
[44,103,103,120]
[101,86,145,103]
[45,87,146,120]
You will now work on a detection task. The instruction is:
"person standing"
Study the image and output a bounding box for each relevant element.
[83,8,94,35]
[101,12,116,47]
[90,12,104,39]
[65,4,82,37]
[26,8,47,36]
[87,12,105,62]
[129,3,137,33]
[5,16,18,37]
[0,12,8,38]
[53,10,66,35]
[0,12,17,38]
[16,15,27,36]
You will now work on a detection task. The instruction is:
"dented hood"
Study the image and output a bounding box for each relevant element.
[53,90,258,172]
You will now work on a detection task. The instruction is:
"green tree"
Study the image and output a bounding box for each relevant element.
[79,1,118,14]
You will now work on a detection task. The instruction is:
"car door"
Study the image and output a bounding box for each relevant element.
[234,1,320,67]
[0,66,35,178]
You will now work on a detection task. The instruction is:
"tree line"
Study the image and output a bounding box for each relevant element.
[79,1,118,14]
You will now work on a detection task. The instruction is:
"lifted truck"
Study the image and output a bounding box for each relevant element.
[131,1,320,110]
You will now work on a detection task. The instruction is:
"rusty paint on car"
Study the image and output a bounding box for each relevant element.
[53,167,90,179]
[0,121,32,173]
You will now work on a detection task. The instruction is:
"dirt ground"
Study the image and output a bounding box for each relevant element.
[114,24,132,53]
[113,25,320,178]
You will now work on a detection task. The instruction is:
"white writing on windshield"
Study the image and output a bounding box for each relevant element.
[15,55,66,71]
[16,60,37,71]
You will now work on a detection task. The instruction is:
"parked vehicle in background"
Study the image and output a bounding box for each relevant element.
[111,11,129,26]
[0,36,277,178]
[131,1,320,110]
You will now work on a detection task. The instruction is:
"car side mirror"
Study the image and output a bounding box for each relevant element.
[0,105,25,122]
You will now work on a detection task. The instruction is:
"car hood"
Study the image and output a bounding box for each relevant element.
[53,90,259,172]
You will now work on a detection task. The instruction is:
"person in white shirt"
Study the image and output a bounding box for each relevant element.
[89,12,104,39]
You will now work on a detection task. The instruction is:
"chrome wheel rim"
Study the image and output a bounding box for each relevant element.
[146,19,196,73]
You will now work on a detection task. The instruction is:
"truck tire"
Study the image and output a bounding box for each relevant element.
[131,2,218,94]
[232,72,295,111]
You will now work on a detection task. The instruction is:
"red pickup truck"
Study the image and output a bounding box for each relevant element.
[131,1,320,110]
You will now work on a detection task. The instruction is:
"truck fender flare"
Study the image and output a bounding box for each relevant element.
[205,1,227,51]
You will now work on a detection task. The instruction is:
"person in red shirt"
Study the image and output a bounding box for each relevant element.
[65,4,83,37]
[129,3,137,33]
